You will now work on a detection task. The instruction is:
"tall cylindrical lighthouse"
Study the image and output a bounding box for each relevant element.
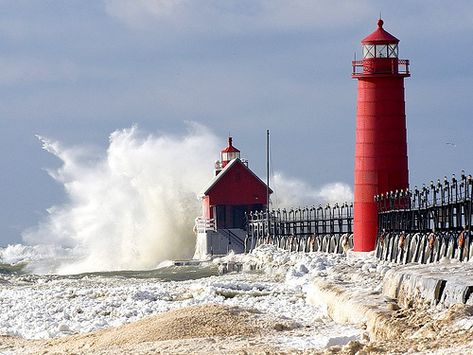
[352,19,410,251]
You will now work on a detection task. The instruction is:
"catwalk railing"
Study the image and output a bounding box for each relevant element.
[375,172,473,263]
[352,58,410,76]
[194,217,216,233]
[245,203,354,253]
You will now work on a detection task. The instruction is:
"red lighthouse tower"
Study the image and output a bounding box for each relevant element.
[352,19,410,251]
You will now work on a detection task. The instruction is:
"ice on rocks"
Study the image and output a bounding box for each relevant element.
[441,282,473,305]
[382,261,473,308]
[58,323,70,332]
[132,290,159,301]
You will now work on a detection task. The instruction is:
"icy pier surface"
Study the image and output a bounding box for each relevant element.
[305,250,391,333]
[303,250,473,353]
[383,259,473,307]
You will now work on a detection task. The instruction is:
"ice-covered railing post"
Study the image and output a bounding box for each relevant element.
[375,172,473,264]
[245,202,354,253]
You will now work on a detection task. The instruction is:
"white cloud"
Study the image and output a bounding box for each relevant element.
[271,171,353,208]
[103,0,473,40]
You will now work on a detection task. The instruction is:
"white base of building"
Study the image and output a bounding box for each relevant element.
[193,228,246,260]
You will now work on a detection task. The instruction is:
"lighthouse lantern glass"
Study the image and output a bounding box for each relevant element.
[388,44,398,58]
[362,44,375,58]
[363,44,398,59]
[222,151,239,161]
[375,44,387,58]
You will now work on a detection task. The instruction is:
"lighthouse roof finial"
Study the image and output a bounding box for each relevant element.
[361,17,399,44]
[222,136,240,153]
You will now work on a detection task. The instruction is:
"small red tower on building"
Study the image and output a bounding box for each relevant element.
[352,19,410,251]
[216,136,240,173]
[194,137,272,258]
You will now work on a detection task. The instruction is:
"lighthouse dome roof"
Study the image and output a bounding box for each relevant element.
[221,137,240,153]
[361,19,399,44]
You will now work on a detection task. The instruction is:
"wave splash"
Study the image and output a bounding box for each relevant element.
[15,124,353,275]
[22,124,219,274]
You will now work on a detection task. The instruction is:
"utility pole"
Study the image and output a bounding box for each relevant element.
[266,129,270,238]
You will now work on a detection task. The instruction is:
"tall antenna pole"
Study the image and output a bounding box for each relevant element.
[266,129,270,236]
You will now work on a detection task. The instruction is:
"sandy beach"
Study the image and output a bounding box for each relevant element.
[2,300,473,354]
[1,304,297,354]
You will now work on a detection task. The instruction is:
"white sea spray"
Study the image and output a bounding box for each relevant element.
[22,124,220,274]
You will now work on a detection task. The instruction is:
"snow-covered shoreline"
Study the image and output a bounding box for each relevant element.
[2,244,473,353]
[0,245,362,351]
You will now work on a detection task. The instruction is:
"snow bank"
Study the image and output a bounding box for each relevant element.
[6,243,473,351]
[0,246,361,350]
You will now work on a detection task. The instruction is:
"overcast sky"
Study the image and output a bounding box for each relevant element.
[1,0,472,245]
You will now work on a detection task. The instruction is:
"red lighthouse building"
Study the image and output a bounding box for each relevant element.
[352,19,410,251]
[194,137,271,258]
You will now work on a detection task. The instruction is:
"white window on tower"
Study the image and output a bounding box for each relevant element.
[388,44,399,58]
[228,152,239,160]
[363,44,375,58]
[375,44,388,58]
[222,151,239,161]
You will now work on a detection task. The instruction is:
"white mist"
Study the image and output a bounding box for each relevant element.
[23,124,219,274]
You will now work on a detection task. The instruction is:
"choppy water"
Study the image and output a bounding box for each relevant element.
[72,264,220,281]
[0,262,28,275]
[0,261,219,282]
[0,243,221,281]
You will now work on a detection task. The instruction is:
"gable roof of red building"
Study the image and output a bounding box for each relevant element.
[200,158,272,197]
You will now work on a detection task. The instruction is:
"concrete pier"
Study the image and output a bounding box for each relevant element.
[383,261,473,307]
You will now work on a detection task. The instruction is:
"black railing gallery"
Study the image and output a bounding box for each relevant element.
[245,172,473,264]
[245,203,353,254]
[375,172,473,263]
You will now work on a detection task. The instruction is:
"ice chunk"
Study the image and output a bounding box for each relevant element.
[326,334,359,347]
[58,323,70,332]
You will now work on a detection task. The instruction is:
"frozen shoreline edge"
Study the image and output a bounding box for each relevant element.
[4,245,473,354]
[307,259,473,354]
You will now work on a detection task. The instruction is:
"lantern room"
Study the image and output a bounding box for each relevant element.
[361,19,399,59]
[353,19,409,76]
[215,137,241,175]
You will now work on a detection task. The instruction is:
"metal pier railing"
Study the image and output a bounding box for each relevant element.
[375,172,473,263]
[245,203,353,253]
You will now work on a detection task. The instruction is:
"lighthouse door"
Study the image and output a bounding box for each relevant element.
[215,205,226,229]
